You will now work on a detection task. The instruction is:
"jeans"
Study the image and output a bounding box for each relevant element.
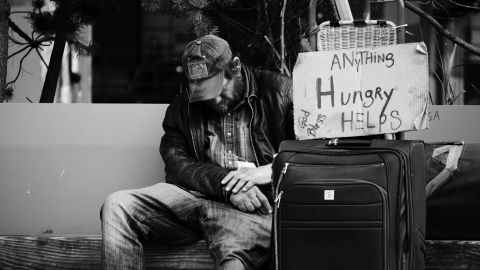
[101,183,272,270]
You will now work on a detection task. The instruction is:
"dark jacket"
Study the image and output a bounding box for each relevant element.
[159,66,294,201]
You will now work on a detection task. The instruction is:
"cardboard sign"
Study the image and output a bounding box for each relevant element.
[293,42,429,139]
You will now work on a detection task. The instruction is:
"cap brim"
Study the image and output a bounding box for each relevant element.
[188,70,224,103]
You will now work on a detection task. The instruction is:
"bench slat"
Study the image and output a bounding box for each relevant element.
[1,236,479,270]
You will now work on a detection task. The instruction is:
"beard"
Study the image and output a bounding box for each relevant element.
[205,75,245,115]
[208,100,230,115]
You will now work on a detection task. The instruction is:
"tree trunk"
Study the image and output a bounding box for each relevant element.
[0,0,10,101]
[39,34,66,103]
[39,1,71,103]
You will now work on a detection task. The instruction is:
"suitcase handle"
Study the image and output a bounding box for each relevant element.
[426,142,464,198]
[327,138,372,147]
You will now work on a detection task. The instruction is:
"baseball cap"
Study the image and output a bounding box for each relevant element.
[182,35,232,102]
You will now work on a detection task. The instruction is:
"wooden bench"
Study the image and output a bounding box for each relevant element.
[1,236,480,269]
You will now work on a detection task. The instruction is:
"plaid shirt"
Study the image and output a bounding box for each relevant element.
[204,100,257,170]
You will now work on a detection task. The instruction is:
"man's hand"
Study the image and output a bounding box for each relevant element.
[229,186,272,214]
[221,164,272,194]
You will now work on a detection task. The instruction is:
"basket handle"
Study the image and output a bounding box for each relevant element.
[308,0,318,51]
[308,0,406,49]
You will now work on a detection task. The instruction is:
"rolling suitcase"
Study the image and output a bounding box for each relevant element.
[272,139,426,270]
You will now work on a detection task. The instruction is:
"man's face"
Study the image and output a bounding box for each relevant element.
[203,70,244,114]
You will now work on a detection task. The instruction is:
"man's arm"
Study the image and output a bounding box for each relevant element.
[160,98,229,201]
[229,185,272,215]
[221,164,272,193]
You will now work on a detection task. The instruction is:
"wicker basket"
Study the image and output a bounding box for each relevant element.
[317,20,397,51]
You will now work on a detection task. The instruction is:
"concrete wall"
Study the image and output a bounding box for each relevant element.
[0,104,168,235]
[405,105,480,143]
[0,104,478,236]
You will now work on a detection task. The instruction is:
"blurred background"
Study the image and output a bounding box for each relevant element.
[2,0,480,104]
[4,0,195,103]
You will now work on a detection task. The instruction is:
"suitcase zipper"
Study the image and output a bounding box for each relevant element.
[274,176,389,270]
[274,163,289,270]
[274,191,283,209]
[274,163,289,207]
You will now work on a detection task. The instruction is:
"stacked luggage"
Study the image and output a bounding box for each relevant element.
[271,0,428,268]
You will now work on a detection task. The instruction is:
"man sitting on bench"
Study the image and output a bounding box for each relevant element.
[100,34,294,270]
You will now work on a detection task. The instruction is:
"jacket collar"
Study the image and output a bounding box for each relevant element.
[242,66,258,99]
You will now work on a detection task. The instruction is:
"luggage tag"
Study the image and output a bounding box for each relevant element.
[324,190,335,200]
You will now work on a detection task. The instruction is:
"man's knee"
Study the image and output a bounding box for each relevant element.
[100,183,175,222]
[100,190,135,222]
[218,258,246,270]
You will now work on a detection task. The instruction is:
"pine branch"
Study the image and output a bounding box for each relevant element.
[8,35,29,45]
[190,10,218,36]
[8,44,30,59]
[29,11,56,36]
[8,18,36,46]
[32,0,46,10]
[71,40,95,56]
[141,0,163,11]
[6,47,35,88]
[0,86,13,103]
[212,0,238,6]
[406,1,480,57]
[35,47,48,68]
[263,0,273,38]
[36,35,55,45]
[185,0,210,9]
[264,35,282,61]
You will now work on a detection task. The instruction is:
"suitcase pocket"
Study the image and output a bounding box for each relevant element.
[277,179,388,270]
